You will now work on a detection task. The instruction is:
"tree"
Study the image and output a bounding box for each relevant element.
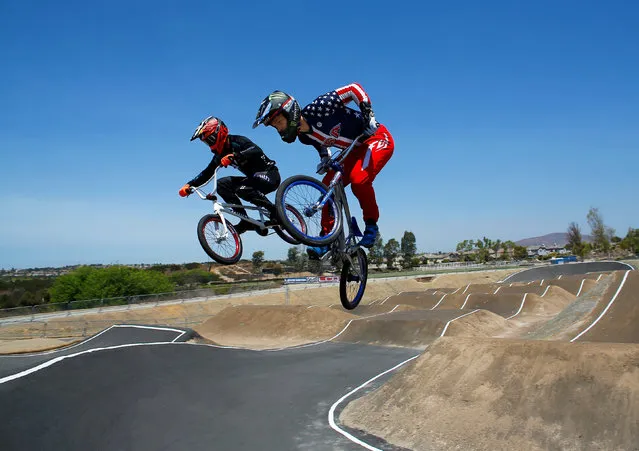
[383,239,400,269]
[287,247,299,267]
[400,231,417,269]
[587,207,612,253]
[513,245,528,260]
[566,222,584,257]
[501,240,516,260]
[369,234,384,267]
[620,228,639,254]
[252,251,265,273]
[287,246,307,272]
[49,266,174,304]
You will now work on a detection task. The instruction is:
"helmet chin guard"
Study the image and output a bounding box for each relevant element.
[253,91,300,142]
[191,116,228,154]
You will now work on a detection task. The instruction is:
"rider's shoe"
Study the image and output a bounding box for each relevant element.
[233,220,258,235]
[307,245,329,260]
[359,223,379,248]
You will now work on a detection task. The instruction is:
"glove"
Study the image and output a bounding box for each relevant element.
[179,184,192,197]
[220,154,234,167]
[359,101,379,135]
[316,156,330,174]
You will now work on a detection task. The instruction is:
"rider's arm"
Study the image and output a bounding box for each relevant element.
[187,155,220,188]
[335,83,371,108]
[230,135,269,163]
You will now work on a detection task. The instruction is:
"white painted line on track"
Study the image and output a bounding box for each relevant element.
[450,287,461,295]
[506,293,529,320]
[541,286,550,297]
[430,294,447,310]
[596,274,603,282]
[0,325,117,358]
[575,279,586,297]
[460,294,472,310]
[440,310,480,337]
[500,267,531,283]
[540,279,544,286]
[461,284,471,295]
[571,270,631,342]
[493,287,501,295]
[328,354,420,451]
[558,275,563,280]
[0,341,172,384]
[191,305,405,353]
[379,293,398,305]
[0,325,185,358]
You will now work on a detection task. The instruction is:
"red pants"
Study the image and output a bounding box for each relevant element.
[321,124,394,233]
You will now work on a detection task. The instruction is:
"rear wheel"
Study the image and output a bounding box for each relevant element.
[340,248,368,310]
[275,175,342,246]
[272,204,307,245]
[197,214,242,264]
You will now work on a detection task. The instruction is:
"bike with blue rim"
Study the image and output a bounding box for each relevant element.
[274,135,368,310]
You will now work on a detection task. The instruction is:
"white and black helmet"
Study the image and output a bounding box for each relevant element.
[253,91,301,143]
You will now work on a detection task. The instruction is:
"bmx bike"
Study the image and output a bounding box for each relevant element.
[274,135,369,310]
[189,167,306,265]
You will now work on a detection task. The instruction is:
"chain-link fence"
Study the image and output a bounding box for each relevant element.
[0,281,282,320]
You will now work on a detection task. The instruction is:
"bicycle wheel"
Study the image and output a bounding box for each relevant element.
[340,248,368,310]
[275,175,343,246]
[197,214,243,265]
[272,204,307,245]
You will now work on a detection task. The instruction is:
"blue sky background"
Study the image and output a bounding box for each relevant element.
[1,0,638,269]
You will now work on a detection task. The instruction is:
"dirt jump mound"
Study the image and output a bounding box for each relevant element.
[193,305,355,349]
[341,337,639,451]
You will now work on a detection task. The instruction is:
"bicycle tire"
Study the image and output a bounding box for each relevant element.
[197,214,243,265]
[339,248,368,310]
[275,174,343,246]
[272,204,306,245]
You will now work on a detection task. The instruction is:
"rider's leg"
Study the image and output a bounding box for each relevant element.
[217,176,256,234]
[217,176,249,218]
[348,125,394,247]
[236,169,280,219]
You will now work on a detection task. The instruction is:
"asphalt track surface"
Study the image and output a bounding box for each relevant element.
[501,261,634,283]
[0,326,417,450]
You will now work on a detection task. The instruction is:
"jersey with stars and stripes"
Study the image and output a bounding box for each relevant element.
[298,83,371,158]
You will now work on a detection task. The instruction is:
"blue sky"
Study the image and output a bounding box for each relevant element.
[1,0,638,269]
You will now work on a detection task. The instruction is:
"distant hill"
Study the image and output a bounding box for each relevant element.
[515,232,593,248]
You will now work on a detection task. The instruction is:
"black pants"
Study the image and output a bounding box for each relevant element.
[217,168,281,219]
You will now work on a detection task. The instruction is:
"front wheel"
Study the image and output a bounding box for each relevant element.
[197,214,243,265]
[275,175,343,246]
[340,248,368,310]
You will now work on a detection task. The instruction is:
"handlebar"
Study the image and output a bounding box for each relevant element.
[317,134,366,174]
[189,166,221,200]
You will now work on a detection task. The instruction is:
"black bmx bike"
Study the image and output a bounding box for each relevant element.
[190,167,307,265]
[274,135,369,310]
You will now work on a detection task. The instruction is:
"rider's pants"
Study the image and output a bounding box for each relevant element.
[321,124,394,233]
[217,167,281,219]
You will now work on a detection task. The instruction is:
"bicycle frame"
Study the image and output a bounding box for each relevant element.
[312,134,367,260]
[191,167,272,236]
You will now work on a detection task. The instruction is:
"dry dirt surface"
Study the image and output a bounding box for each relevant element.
[341,337,639,451]
[339,269,639,451]
[6,267,639,449]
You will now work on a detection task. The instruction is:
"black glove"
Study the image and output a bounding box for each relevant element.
[359,101,379,135]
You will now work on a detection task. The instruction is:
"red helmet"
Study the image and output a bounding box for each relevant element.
[190,116,229,154]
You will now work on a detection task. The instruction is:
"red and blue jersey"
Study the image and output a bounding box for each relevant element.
[298,83,371,158]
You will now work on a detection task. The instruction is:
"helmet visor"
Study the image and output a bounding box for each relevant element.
[253,99,271,128]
